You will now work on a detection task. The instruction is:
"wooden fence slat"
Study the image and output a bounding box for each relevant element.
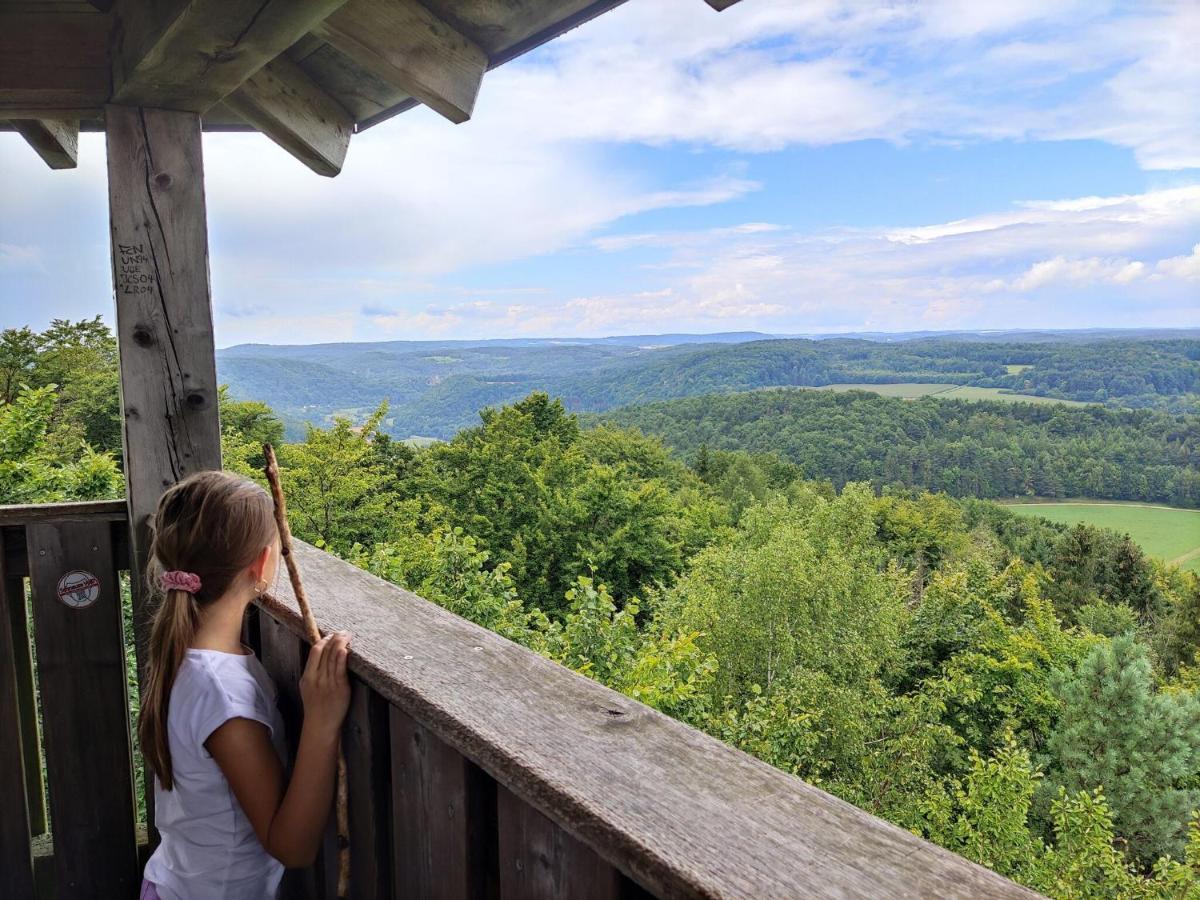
[345,680,392,900]
[390,705,496,899]
[497,785,621,900]
[0,537,36,900]
[27,520,138,897]
[6,570,46,836]
[258,613,339,900]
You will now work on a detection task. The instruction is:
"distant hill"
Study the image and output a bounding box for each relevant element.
[215,330,1200,440]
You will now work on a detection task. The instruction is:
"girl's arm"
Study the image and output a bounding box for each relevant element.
[206,632,352,868]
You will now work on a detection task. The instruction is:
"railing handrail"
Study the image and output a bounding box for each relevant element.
[0,499,127,526]
[261,540,1040,899]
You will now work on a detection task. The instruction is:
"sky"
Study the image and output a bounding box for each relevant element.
[1,0,1198,345]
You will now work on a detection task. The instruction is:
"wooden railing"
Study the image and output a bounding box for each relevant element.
[0,500,138,900]
[0,502,1042,899]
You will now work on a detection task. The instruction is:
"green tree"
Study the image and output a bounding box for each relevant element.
[1046,636,1200,865]
[275,404,399,551]
[0,385,122,503]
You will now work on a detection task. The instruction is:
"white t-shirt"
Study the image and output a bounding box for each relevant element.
[143,647,287,900]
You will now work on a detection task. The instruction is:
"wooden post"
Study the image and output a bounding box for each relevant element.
[105,104,222,834]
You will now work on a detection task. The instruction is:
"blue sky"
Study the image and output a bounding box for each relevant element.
[1,0,1197,344]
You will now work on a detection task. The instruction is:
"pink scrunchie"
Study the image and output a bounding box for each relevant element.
[161,570,202,594]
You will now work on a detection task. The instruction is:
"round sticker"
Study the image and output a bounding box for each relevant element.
[56,570,101,610]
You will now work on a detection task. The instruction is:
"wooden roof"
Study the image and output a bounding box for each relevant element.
[1,0,741,175]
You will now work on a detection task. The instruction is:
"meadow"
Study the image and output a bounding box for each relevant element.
[806,383,1091,405]
[1003,500,1200,573]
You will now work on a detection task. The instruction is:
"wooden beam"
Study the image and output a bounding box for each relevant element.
[12,119,79,169]
[0,13,110,118]
[105,105,223,834]
[111,0,349,112]
[314,0,487,124]
[223,56,353,177]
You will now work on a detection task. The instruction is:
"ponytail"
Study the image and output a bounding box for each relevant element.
[138,587,199,790]
[136,471,278,791]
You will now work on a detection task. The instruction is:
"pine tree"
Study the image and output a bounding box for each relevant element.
[1046,636,1200,866]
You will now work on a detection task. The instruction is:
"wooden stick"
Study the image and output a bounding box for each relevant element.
[263,443,351,900]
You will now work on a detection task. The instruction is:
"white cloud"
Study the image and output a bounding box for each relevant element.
[450,185,1200,336]
[1011,257,1146,291]
[1156,244,1200,281]
[2,0,1196,343]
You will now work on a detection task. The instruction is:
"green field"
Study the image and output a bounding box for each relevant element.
[804,383,1090,406]
[1003,501,1200,573]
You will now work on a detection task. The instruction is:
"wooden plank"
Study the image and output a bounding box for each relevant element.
[111,0,349,111]
[290,42,409,122]
[0,500,127,527]
[260,543,1042,899]
[314,0,487,124]
[344,680,392,900]
[0,13,110,117]
[355,0,626,131]
[12,118,80,169]
[258,614,340,900]
[0,538,36,900]
[497,785,620,900]
[390,705,495,898]
[223,56,353,177]
[27,520,138,897]
[420,0,624,57]
[6,570,46,836]
[259,613,318,900]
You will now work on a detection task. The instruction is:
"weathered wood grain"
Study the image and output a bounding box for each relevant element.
[5,569,46,837]
[1,518,129,582]
[224,55,353,177]
[12,118,79,168]
[344,680,392,900]
[0,541,36,900]
[0,12,110,117]
[111,0,348,111]
[290,42,408,122]
[105,103,222,686]
[260,542,1043,899]
[420,0,624,57]
[0,500,126,527]
[314,0,487,124]
[498,784,620,900]
[390,705,496,898]
[259,613,322,900]
[27,520,138,898]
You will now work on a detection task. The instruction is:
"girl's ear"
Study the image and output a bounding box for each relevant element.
[250,543,272,583]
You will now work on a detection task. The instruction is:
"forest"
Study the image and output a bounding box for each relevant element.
[5,318,1200,896]
[216,330,1200,439]
[596,389,1200,507]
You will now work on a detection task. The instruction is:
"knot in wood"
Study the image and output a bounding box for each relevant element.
[132,325,154,347]
[185,391,209,411]
[153,172,172,189]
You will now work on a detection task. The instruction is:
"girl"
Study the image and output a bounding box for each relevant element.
[138,470,352,900]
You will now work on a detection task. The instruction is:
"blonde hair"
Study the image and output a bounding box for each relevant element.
[138,470,277,789]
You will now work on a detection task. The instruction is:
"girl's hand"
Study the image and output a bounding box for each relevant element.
[299,631,352,739]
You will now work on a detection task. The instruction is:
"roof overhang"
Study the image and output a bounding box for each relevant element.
[0,0,741,175]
